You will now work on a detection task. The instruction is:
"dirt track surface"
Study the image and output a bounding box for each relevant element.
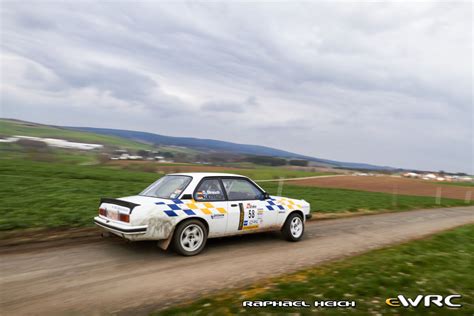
[292,176,474,200]
[1,206,473,315]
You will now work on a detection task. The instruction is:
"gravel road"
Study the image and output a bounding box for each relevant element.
[1,206,473,315]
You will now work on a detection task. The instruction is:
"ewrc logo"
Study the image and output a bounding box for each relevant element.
[386,295,462,308]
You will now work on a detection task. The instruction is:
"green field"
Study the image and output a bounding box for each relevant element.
[0,119,152,150]
[156,224,474,315]
[232,168,330,180]
[435,181,474,187]
[0,159,158,230]
[107,161,332,180]
[1,159,471,231]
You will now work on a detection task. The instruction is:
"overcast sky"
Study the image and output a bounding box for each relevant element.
[1,1,472,173]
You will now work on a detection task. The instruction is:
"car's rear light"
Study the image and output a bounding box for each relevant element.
[119,213,130,223]
[99,208,106,216]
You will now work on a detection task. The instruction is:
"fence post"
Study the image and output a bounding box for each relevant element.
[277,177,284,196]
[435,187,442,205]
[392,184,398,207]
[465,191,472,204]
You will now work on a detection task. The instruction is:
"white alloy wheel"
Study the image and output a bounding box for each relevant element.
[290,216,303,238]
[282,213,305,241]
[180,224,204,252]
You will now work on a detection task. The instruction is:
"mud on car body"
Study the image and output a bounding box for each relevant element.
[94,173,311,256]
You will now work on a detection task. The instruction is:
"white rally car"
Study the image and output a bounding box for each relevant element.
[94,173,311,256]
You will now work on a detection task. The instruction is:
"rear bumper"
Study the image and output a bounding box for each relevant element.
[305,213,313,220]
[94,216,147,235]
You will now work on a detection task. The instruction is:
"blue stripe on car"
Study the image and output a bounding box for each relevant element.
[183,209,196,216]
[167,204,181,210]
[164,210,178,217]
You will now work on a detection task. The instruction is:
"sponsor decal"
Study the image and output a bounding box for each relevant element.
[243,218,259,230]
[242,300,356,308]
[385,295,462,308]
[238,203,245,230]
[242,224,259,230]
[104,203,128,213]
[169,189,183,199]
[239,203,260,230]
[257,209,264,224]
[205,190,221,195]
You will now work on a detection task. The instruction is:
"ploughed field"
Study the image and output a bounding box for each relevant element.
[292,175,474,200]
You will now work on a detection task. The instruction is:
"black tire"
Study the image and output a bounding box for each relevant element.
[282,212,304,241]
[172,219,208,256]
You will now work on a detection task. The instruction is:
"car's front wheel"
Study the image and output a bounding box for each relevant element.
[282,213,304,241]
[172,219,208,256]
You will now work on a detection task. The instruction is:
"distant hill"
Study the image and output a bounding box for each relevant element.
[0,119,153,151]
[0,118,395,170]
[68,126,395,171]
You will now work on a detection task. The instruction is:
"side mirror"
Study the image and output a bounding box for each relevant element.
[262,192,270,200]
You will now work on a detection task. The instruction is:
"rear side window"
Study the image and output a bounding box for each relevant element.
[194,179,225,201]
[140,175,191,199]
[222,178,264,200]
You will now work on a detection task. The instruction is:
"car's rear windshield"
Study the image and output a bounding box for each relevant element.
[140,175,192,199]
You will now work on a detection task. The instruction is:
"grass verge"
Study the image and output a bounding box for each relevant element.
[155,224,474,315]
[434,181,474,187]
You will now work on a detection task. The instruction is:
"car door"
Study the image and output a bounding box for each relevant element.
[191,177,228,236]
[221,177,276,234]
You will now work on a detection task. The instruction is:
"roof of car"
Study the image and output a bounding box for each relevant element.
[168,172,249,178]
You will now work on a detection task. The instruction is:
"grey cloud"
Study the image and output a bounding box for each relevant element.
[58,64,158,102]
[0,1,472,173]
[201,101,245,113]
[201,96,259,113]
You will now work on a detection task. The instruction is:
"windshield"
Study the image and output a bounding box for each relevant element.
[140,175,192,199]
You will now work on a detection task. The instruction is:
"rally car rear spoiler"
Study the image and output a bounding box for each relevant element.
[99,198,140,213]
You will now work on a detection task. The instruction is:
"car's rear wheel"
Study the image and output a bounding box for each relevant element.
[172,219,207,256]
[282,213,304,241]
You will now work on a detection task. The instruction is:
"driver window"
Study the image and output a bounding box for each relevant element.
[194,179,225,201]
[222,178,263,200]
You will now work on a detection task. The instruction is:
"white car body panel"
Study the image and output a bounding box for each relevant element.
[94,173,311,242]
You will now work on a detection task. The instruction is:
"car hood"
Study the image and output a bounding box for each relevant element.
[271,195,308,204]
